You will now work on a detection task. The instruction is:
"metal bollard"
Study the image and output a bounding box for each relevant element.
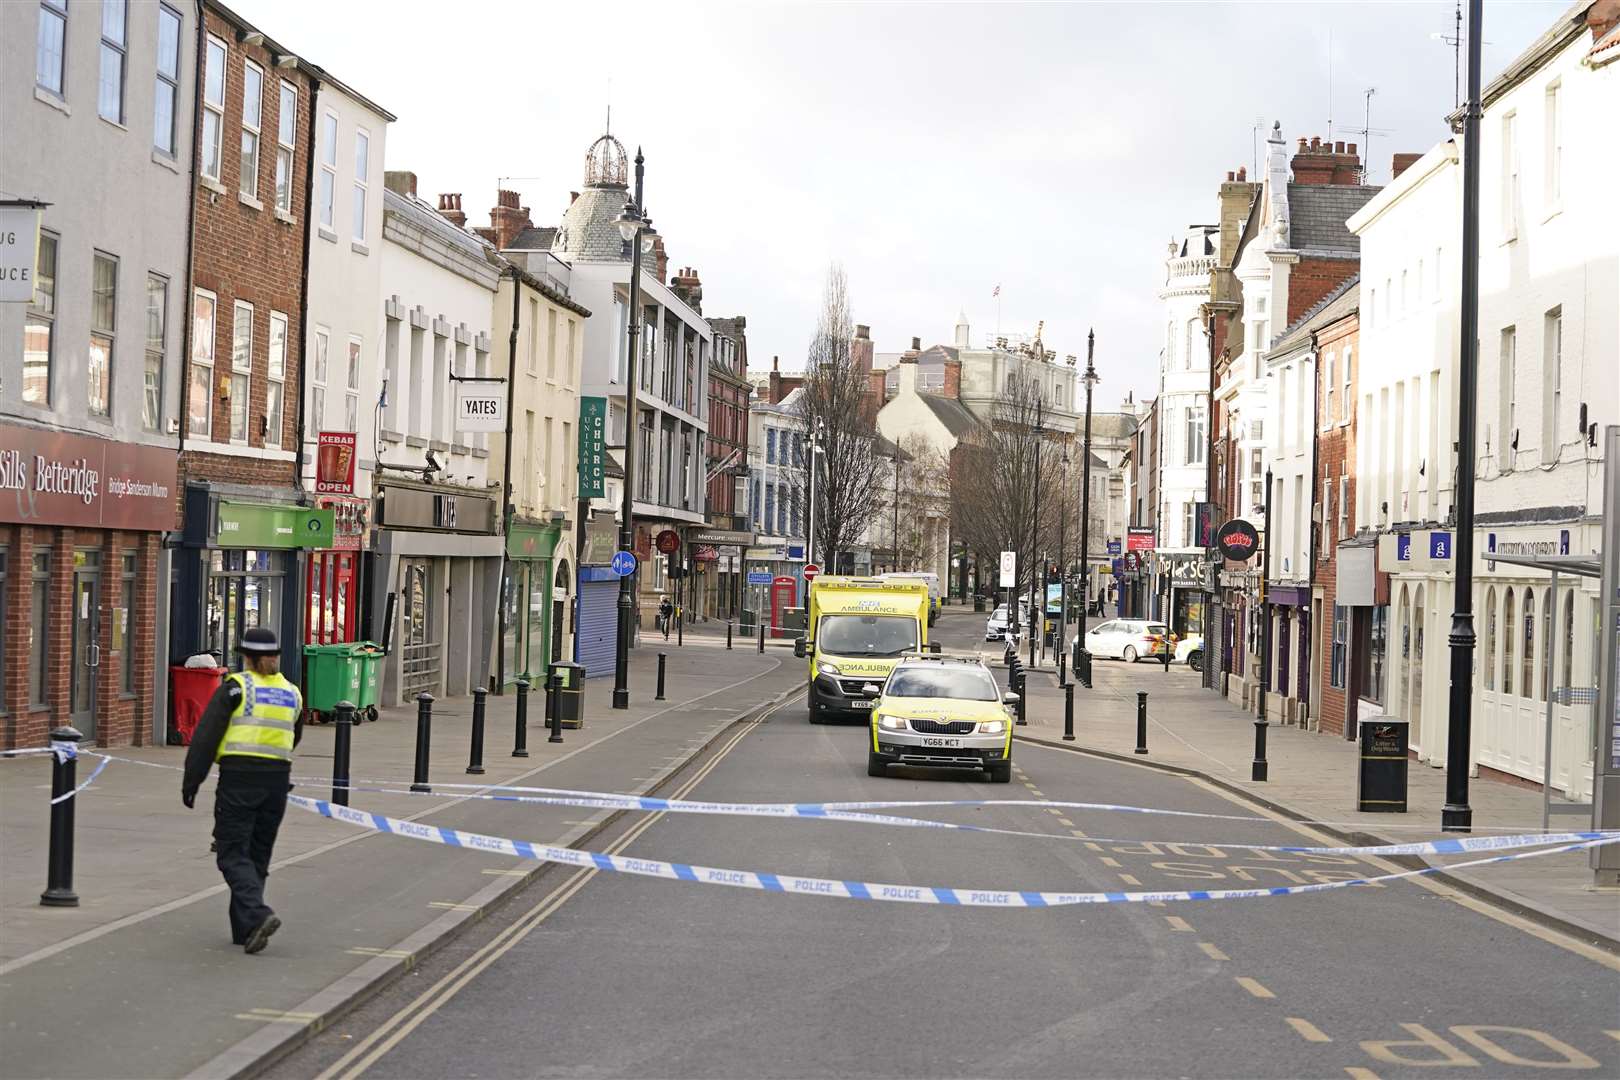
[677,610,683,647]
[1252,716,1269,782]
[1076,647,1093,690]
[411,692,435,792]
[40,726,84,907]
[1058,646,1067,687]
[332,701,355,804]
[1163,646,1171,674]
[466,686,487,775]
[1063,683,1075,741]
[726,622,733,650]
[656,653,667,701]
[758,621,765,653]
[513,679,530,758]
[1135,691,1148,755]
[548,672,565,744]
[1014,670,1028,726]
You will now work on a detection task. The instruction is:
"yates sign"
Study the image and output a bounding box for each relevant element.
[1216,518,1260,562]
[0,421,177,532]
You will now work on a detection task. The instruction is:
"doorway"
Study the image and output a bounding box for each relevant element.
[70,551,102,738]
[1411,585,1426,759]
[400,558,439,700]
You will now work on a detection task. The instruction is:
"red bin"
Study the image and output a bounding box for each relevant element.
[170,665,226,745]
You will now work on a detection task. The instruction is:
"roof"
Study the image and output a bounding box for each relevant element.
[919,394,980,440]
[1445,1,1594,122]
[552,186,631,263]
[1593,20,1620,64]
[1286,184,1381,253]
[1269,275,1360,355]
[507,226,556,251]
[383,188,501,275]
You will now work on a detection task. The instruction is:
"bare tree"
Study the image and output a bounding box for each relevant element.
[791,265,880,570]
[873,434,952,571]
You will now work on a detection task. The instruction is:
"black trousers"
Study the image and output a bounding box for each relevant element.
[213,767,290,944]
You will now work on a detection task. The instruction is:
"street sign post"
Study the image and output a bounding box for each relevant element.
[610,550,638,577]
[802,562,821,581]
[746,571,772,586]
[998,551,1016,588]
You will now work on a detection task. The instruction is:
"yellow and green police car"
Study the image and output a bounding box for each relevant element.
[867,654,1017,783]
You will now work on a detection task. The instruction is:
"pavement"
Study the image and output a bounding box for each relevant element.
[0,640,801,1080]
[267,614,1620,1079]
[969,614,1620,950]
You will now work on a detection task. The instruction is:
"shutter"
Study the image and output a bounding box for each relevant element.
[575,580,618,677]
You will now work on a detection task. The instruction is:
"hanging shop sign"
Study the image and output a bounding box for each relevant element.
[0,420,177,531]
[655,529,682,555]
[315,431,357,494]
[1126,527,1156,552]
[1215,518,1260,562]
[0,205,43,304]
[693,544,719,563]
[581,517,619,565]
[576,396,607,499]
[1106,539,1123,556]
[217,501,333,549]
[1168,556,1210,588]
[316,495,367,552]
[454,384,506,433]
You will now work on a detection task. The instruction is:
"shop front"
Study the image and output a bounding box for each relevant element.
[689,528,753,622]
[305,495,368,645]
[371,481,501,703]
[1,421,177,748]
[501,519,572,690]
[1161,551,1210,638]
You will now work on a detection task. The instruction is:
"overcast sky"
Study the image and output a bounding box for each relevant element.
[239,0,1568,410]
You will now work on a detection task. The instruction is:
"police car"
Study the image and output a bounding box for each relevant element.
[867,654,1017,783]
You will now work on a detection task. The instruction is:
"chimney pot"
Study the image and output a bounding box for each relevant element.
[1334,140,1345,154]
[1310,135,1321,151]
[1347,142,1358,157]
[1226,170,1235,181]
[911,336,921,350]
[855,324,870,339]
[1237,165,1247,180]
[773,355,779,372]
[1298,137,1308,152]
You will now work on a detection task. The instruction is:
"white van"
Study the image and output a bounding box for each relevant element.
[881,572,941,625]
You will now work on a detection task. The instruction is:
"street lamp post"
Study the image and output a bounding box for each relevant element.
[1075,331,1099,677]
[1443,0,1485,831]
[1029,396,1044,670]
[1058,446,1070,673]
[892,439,901,572]
[1254,467,1273,781]
[611,150,656,711]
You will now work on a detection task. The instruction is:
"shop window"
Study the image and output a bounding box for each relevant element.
[206,549,283,669]
[1561,592,1573,694]
[120,553,136,694]
[24,232,58,406]
[1483,586,1497,690]
[0,550,6,710]
[1355,605,1387,706]
[1502,588,1515,696]
[1329,604,1347,689]
[1521,587,1535,700]
[30,552,51,706]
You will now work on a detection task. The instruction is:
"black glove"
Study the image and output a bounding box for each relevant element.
[182,789,196,809]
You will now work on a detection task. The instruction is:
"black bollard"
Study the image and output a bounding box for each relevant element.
[757,621,765,654]
[1063,683,1075,741]
[411,692,435,793]
[466,686,487,775]
[1058,646,1067,687]
[1077,647,1093,690]
[677,609,683,647]
[332,701,355,804]
[548,672,564,744]
[1252,716,1269,782]
[656,653,667,701]
[513,679,530,758]
[726,622,733,650]
[40,726,84,907]
[1014,670,1028,727]
[1135,691,1148,755]
[1163,644,1171,674]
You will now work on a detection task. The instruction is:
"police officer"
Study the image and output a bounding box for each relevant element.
[181,627,303,954]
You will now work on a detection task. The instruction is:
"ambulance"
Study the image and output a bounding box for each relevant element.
[794,576,930,722]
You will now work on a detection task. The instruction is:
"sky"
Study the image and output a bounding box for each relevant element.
[236,0,1571,410]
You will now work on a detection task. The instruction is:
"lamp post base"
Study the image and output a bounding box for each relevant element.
[612,688,629,710]
[1440,803,1473,832]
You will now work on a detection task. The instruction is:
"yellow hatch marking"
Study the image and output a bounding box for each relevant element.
[427,901,477,911]
[1345,1069,1381,1080]
[1056,817,1076,828]
[1098,856,1122,868]
[1198,942,1229,961]
[1117,874,1142,886]
[1164,915,1194,932]
[1235,977,1275,999]
[1082,840,1102,850]
[1287,1017,1332,1042]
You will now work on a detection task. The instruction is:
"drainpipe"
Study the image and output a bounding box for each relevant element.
[177,1,206,464]
[494,266,522,691]
[292,70,318,497]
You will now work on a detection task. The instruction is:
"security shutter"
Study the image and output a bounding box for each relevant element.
[575,575,618,677]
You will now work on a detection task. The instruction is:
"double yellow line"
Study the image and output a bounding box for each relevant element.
[316,720,762,1080]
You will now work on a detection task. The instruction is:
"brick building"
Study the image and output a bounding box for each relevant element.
[1310,295,1359,737]
[702,314,751,620]
[170,2,324,689]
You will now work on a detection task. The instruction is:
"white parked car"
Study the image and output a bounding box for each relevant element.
[1084,619,1171,662]
[1175,634,1204,670]
[984,605,1028,641]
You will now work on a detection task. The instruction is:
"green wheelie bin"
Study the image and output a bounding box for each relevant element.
[303,642,385,723]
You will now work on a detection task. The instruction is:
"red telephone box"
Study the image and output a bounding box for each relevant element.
[770,575,797,639]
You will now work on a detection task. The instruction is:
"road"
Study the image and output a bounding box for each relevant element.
[274,613,1620,1079]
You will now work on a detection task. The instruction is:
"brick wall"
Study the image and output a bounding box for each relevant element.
[183,4,313,491]
[1313,315,1359,736]
[1288,257,1360,326]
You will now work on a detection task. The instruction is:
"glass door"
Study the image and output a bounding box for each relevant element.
[71,551,102,738]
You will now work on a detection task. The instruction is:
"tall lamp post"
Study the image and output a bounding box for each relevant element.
[1443,0,1485,831]
[1029,396,1045,669]
[891,438,902,572]
[1057,445,1070,669]
[611,150,657,710]
[1255,467,1274,781]
[1075,331,1099,679]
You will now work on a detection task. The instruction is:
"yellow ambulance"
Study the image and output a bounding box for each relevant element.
[794,576,930,722]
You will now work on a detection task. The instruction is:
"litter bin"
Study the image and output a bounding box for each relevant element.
[973,595,985,613]
[1357,716,1408,812]
[170,664,226,745]
[304,642,386,723]
[551,660,585,728]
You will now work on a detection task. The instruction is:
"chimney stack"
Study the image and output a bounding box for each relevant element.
[943,357,962,399]
[384,170,417,197]
[670,266,704,313]
[851,323,874,376]
[488,188,533,249]
[1291,135,1362,186]
[437,192,467,228]
[650,234,668,284]
[1391,152,1423,179]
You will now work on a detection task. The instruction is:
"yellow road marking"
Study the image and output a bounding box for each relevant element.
[1198,942,1229,961]
[1345,1069,1380,1080]
[1118,873,1142,886]
[317,717,762,1080]
[1235,976,1275,999]
[1286,1017,1331,1042]
[1057,817,1076,828]
[1047,808,1064,816]
[1082,840,1102,850]
[1099,856,1122,868]
[1147,900,1166,907]
[1164,915,1194,932]
[1608,1030,1620,1042]
[1027,789,1045,798]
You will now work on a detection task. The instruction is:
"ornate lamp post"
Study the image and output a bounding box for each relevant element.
[1074,331,1100,683]
[611,150,658,710]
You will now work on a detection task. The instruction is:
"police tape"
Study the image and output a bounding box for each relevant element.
[288,794,1620,907]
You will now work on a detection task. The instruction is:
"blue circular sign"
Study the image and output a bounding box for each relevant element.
[610,550,638,577]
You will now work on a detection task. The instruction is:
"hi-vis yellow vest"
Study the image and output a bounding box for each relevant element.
[217,671,300,762]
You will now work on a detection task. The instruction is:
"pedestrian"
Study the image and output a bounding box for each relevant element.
[181,627,303,954]
[658,595,673,637]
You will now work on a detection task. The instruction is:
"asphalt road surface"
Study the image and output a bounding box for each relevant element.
[273,615,1620,1079]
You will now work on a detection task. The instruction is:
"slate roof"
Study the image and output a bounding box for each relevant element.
[1084,411,1140,440]
[1287,184,1381,253]
[551,186,631,263]
[1269,275,1359,355]
[507,226,556,251]
[919,393,981,440]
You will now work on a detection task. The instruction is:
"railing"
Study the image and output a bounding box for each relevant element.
[401,641,441,701]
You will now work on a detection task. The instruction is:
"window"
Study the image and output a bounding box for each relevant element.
[1499,327,1516,470]
[1502,588,1516,695]
[89,252,116,417]
[1353,605,1388,705]
[311,328,328,431]
[144,273,167,431]
[1542,307,1562,465]
[1541,589,1553,702]
[120,553,137,694]
[1484,586,1497,691]
[318,112,337,230]
[766,429,777,465]
[1323,351,1336,427]
[37,0,66,96]
[1184,402,1205,465]
[352,129,370,241]
[240,61,263,199]
[202,37,226,181]
[345,337,360,433]
[1323,480,1334,551]
[1182,502,1195,547]
[189,289,216,436]
[23,232,57,405]
[546,308,558,378]
[1329,605,1347,690]
[266,312,287,448]
[1501,111,1519,238]
[230,301,253,442]
[1544,82,1561,207]
[1561,593,1573,694]
[1521,587,1535,700]
[153,5,181,153]
[30,552,51,706]
[275,82,297,212]
[1338,472,1348,537]
[1342,345,1352,415]
[98,0,126,122]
